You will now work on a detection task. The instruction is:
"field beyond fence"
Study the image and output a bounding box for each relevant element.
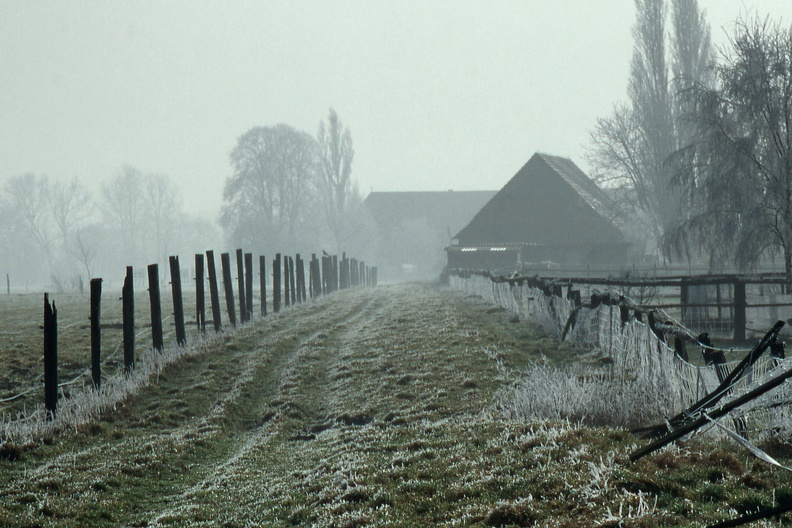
[1,248,376,444]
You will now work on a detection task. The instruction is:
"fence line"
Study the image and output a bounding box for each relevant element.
[0,247,377,444]
[449,270,792,444]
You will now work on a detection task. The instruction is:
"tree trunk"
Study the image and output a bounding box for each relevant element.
[785,247,792,293]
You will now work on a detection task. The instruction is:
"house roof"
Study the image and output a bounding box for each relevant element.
[453,153,625,246]
[362,190,496,239]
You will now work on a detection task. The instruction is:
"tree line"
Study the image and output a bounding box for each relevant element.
[588,0,792,284]
[1,108,368,291]
[0,168,217,290]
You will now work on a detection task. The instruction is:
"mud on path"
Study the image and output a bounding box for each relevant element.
[0,284,550,526]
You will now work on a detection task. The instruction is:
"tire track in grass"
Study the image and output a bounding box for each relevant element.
[145,287,383,526]
[0,290,376,527]
[147,284,508,526]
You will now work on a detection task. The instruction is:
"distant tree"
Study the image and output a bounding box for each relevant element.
[666,18,792,284]
[588,0,714,256]
[221,125,319,251]
[48,177,93,246]
[2,173,57,267]
[317,108,359,252]
[145,173,183,266]
[101,166,147,264]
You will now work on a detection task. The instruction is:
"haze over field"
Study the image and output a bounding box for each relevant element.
[2,0,791,216]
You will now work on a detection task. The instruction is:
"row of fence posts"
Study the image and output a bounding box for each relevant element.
[40,249,377,418]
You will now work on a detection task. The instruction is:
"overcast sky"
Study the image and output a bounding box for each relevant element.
[2,1,791,216]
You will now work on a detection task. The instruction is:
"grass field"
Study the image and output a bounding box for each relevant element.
[1,284,792,526]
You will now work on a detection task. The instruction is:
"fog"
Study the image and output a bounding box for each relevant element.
[1,1,791,288]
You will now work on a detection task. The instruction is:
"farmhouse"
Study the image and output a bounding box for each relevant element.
[360,190,496,282]
[446,153,629,272]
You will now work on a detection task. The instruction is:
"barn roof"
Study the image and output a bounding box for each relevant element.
[453,153,625,246]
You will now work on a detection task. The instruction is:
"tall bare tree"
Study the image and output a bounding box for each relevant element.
[317,108,358,252]
[145,173,183,266]
[589,0,714,256]
[48,177,93,246]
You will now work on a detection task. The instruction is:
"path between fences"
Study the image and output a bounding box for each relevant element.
[5,284,792,526]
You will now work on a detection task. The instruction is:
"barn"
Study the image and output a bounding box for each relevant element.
[446,153,629,273]
[360,190,496,282]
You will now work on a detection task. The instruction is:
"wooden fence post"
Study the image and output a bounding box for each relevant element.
[123,266,135,373]
[206,250,222,332]
[260,255,267,316]
[6,273,9,295]
[371,266,378,288]
[298,255,306,303]
[273,253,281,313]
[245,252,253,320]
[195,254,206,334]
[332,255,338,293]
[221,252,237,327]
[90,278,102,389]
[148,264,164,351]
[236,249,247,323]
[170,255,186,346]
[283,256,290,308]
[734,278,747,343]
[43,293,58,418]
[289,256,297,305]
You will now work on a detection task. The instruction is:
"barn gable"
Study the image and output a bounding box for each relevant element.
[448,153,628,271]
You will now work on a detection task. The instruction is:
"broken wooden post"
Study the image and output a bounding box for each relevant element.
[195,254,206,334]
[221,252,236,327]
[148,264,164,351]
[43,293,58,418]
[122,266,135,373]
[170,255,186,346]
[206,250,222,332]
[236,249,247,323]
[90,278,102,389]
[245,252,253,320]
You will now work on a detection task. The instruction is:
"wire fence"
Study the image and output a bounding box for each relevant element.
[450,270,792,444]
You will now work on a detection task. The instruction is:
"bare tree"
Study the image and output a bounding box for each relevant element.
[48,177,93,246]
[221,125,319,251]
[101,166,147,264]
[145,173,183,266]
[668,17,792,284]
[2,173,56,266]
[317,108,358,252]
[588,0,714,256]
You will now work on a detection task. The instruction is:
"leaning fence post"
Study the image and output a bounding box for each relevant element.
[122,266,135,373]
[245,252,253,320]
[43,293,58,418]
[90,278,102,389]
[236,249,247,323]
[170,255,186,346]
[221,252,237,327]
[283,256,290,308]
[148,264,164,351]
[206,250,222,332]
[195,254,206,334]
